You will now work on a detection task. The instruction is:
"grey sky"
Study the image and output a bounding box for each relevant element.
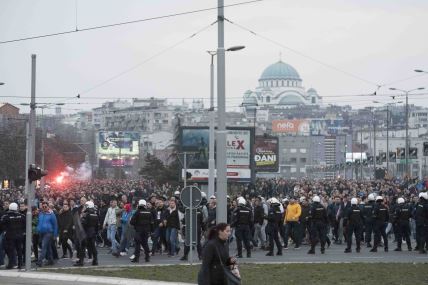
[1,0,427,114]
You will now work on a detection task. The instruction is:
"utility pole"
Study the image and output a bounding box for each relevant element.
[386,105,389,175]
[25,54,37,271]
[208,51,216,198]
[40,107,45,191]
[373,110,376,180]
[216,0,227,224]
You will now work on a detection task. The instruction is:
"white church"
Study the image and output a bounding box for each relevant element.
[242,60,322,108]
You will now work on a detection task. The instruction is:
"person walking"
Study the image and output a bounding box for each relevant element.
[58,201,73,259]
[0,203,25,269]
[370,196,389,252]
[232,197,252,258]
[36,201,58,267]
[308,196,328,254]
[164,198,180,257]
[74,201,99,266]
[130,199,153,263]
[283,197,302,249]
[393,197,412,251]
[198,223,238,285]
[344,198,364,253]
[103,199,120,257]
[265,198,283,256]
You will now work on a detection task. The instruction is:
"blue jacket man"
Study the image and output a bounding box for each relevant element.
[36,202,58,267]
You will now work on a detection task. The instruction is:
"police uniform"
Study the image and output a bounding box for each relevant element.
[415,198,428,253]
[370,202,389,252]
[77,207,99,266]
[265,204,283,256]
[393,204,412,251]
[362,201,375,247]
[344,205,364,252]
[308,202,328,254]
[0,210,25,268]
[232,205,252,258]
[130,205,154,262]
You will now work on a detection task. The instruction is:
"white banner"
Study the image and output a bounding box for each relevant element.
[226,130,251,168]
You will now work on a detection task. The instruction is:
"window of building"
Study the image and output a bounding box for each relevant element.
[290,167,296,173]
[266,96,270,103]
[282,148,288,154]
[290,157,297,163]
[312,97,316,104]
[300,157,307,163]
[290,148,297,153]
[300,168,306,173]
[300,148,307,153]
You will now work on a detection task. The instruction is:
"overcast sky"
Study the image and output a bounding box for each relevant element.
[1,0,428,114]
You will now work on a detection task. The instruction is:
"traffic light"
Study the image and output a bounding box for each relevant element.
[28,164,48,183]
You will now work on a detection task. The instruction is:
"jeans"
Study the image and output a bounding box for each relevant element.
[39,232,53,263]
[253,223,267,247]
[107,224,118,253]
[119,224,130,252]
[0,233,5,265]
[165,227,178,256]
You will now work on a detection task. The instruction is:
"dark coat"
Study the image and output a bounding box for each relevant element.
[58,209,73,236]
[198,237,231,285]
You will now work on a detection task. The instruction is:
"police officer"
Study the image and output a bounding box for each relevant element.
[393,197,412,251]
[344,198,364,253]
[265,198,283,256]
[308,196,328,254]
[0,203,25,269]
[130,199,153,262]
[362,194,375,248]
[180,206,204,261]
[370,196,389,252]
[415,192,428,253]
[232,197,252,258]
[74,201,99,266]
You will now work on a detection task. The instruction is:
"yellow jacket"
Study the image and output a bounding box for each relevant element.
[284,203,301,223]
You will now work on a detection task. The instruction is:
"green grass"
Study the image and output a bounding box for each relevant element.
[48,263,428,285]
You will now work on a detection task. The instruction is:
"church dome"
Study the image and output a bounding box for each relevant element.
[260,61,301,81]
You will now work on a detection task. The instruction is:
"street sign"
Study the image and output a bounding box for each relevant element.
[180,186,202,208]
[185,208,197,247]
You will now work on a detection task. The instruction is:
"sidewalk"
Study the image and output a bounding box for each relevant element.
[0,270,195,285]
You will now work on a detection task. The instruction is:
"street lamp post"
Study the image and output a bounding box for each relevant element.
[207,46,244,198]
[389,87,425,180]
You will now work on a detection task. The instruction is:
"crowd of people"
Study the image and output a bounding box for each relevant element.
[0,177,427,270]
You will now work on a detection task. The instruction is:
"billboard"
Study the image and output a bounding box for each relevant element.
[180,127,253,181]
[97,131,140,168]
[254,136,279,172]
[345,152,367,163]
[272,119,345,135]
[272,119,310,135]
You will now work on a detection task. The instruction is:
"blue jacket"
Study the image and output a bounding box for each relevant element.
[37,211,58,237]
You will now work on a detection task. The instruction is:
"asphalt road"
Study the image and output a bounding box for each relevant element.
[0,277,103,285]
[30,239,428,269]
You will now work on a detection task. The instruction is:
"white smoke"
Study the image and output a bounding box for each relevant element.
[60,162,92,181]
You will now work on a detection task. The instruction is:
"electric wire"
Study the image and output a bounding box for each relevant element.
[0,0,264,45]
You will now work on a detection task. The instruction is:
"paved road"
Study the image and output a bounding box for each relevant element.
[0,277,102,285]
[30,240,428,269]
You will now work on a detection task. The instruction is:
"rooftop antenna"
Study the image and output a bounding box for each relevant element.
[279,51,282,62]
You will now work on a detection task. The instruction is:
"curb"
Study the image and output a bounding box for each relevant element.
[0,270,195,285]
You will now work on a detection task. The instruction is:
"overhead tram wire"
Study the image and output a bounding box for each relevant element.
[224,17,382,88]
[0,0,265,45]
[77,20,218,96]
[3,92,428,101]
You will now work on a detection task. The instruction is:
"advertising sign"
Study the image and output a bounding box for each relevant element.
[345,152,367,163]
[389,152,397,162]
[272,119,310,135]
[97,131,140,168]
[180,127,252,181]
[254,136,279,172]
[97,131,140,156]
